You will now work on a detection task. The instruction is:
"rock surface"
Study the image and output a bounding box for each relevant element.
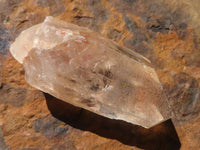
[0,0,200,149]
[0,127,7,150]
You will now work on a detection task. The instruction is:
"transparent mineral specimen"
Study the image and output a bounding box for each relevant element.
[10,16,170,128]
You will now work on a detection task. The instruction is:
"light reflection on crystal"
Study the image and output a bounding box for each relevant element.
[10,16,171,128]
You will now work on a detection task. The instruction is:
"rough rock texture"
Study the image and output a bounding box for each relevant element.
[0,127,7,150]
[10,16,170,128]
[0,0,200,149]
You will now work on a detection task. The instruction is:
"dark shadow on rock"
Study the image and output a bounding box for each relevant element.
[44,93,181,150]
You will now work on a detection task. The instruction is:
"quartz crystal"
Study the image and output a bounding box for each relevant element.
[10,16,170,128]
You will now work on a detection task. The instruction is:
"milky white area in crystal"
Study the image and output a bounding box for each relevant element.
[10,16,170,128]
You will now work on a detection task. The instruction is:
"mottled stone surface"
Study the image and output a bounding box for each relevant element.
[0,84,27,107]
[33,114,69,138]
[0,0,200,149]
[0,127,7,150]
[0,26,10,54]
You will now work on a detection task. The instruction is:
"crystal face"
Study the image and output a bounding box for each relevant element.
[10,16,170,128]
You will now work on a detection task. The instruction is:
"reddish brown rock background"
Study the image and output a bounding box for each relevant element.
[0,0,200,149]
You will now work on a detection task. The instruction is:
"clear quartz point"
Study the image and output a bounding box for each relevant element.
[10,16,171,128]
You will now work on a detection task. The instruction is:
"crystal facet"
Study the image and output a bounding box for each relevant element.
[10,16,170,128]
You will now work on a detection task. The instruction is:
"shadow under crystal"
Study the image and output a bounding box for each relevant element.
[44,93,181,150]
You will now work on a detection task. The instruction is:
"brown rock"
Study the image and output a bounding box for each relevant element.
[1,0,200,149]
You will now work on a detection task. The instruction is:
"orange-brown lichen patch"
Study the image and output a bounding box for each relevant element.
[129,14,143,28]
[101,0,140,47]
[180,117,200,150]
[59,0,93,22]
[184,66,200,82]
[74,131,135,150]
[153,29,196,84]
[3,91,50,149]
[1,57,29,88]
[101,1,128,44]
